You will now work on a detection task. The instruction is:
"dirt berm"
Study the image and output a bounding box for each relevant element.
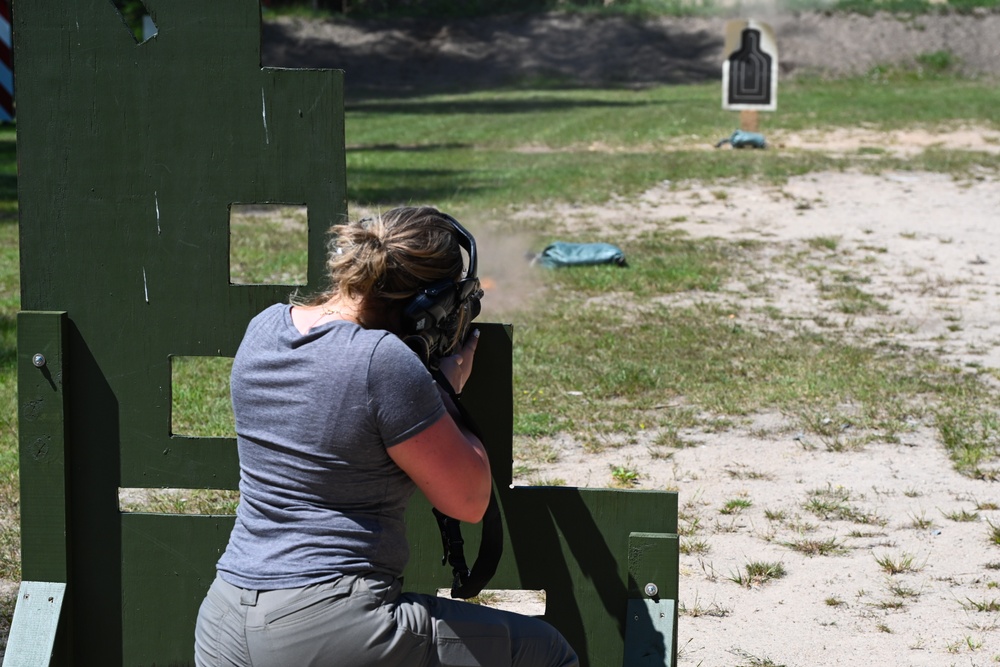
[262,10,1000,97]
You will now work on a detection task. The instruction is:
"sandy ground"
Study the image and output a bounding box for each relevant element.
[500,158,1000,666]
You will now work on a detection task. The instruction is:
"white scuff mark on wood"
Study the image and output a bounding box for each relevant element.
[262,89,269,145]
[155,191,161,235]
[143,267,149,304]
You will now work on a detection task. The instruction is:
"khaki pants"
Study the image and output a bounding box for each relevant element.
[194,573,578,667]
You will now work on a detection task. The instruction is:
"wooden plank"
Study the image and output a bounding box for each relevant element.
[3,582,67,667]
[17,312,69,585]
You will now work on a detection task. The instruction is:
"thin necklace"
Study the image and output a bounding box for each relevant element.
[310,304,354,329]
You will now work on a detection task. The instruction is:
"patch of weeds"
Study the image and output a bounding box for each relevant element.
[528,477,567,487]
[729,560,787,588]
[805,485,886,526]
[797,413,867,452]
[946,635,984,653]
[680,537,711,556]
[514,438,562,465]
[876,599,906,610]
[713,517,741,533]
[726,464,773,481]
[988,518,1000,546]
[728,648,786,667]
[512,464,535,478]
[874,551,922,575]
[825,596,845,607]
[935,405,1000,480]
[680,594,730,618]
[907,511,935,530]
[764,508,787,522]
[847,529,886,538]
[119,489,240,515]
[678,515,702,537]
[818,282,889,316]
[915,49,959,74]
[783,536,848,557]
[876,622,893,634]
[720,498,753,515]
[960,597,1000,613]
[653,427,691,449]
[806,235,841,252]
[943,508,980,522]
[886,581,920,599]
[609,464,639,488]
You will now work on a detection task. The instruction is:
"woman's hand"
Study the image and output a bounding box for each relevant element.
[438,329,480,395]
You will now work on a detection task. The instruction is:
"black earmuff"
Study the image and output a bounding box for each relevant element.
[402,213,483,368]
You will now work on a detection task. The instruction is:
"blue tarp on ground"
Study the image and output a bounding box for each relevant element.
[533,242,627,268]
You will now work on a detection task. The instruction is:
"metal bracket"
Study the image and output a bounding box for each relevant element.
[624,532,679,667]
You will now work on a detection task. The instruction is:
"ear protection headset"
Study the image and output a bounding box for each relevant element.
[401,214,484,369]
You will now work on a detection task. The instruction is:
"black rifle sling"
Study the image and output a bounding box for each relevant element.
[430,378,504,599]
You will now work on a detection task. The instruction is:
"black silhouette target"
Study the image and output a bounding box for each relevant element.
[722,21,778,111]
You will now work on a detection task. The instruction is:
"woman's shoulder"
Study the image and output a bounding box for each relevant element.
[249,302,289,326]
[370,330,420,360]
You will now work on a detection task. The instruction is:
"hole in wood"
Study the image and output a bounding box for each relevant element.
[170,355,235,437]
[110,1,157,43]
[118,487,240,514]
[436,589,546,616]
[229,203,308,285]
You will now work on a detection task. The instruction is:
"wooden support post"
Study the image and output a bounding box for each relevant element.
[739,109,759,133]
[623,532,679,666]
[15,312,71,665]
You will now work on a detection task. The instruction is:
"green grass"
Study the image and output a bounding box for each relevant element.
[0,124,18,585]
[728,560,787,588]
[346,78,1000,212]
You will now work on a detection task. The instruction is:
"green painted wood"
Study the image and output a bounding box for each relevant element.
[3,582,67,667]
[627,533,680,602]
[15,0,346,493]
[404,325,679,667]
[17,313,69,585]
[121,514,235,667]
[15,1,345,664]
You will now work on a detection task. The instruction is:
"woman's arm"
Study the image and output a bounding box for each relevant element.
[388,398,490,523]
[387,331,491,523]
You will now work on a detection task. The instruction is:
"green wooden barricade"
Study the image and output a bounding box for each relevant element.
[13,2,678,666]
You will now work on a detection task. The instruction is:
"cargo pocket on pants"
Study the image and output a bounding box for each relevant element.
[435,618,510,667]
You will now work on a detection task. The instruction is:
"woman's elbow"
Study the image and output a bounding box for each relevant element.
[441,481,491,523]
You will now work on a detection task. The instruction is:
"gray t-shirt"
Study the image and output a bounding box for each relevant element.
[216,303,446,590]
